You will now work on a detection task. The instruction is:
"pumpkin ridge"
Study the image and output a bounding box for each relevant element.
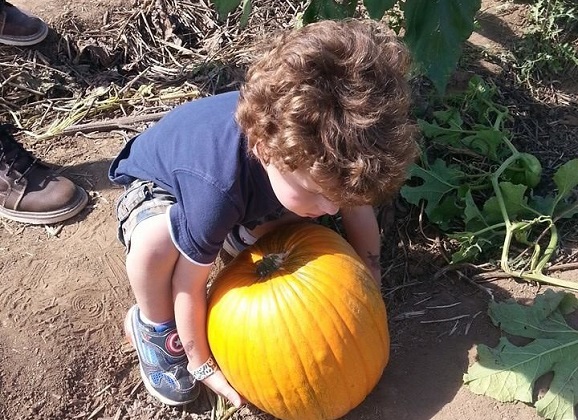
[340,257,390,372]
[300,257,378,402]
[251,290,284,412]
[292,265,363,412]
[272,270,323,418]
[222,269,299,416]
[279,267,339,419]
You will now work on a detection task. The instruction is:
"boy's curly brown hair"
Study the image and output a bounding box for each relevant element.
[236,19,418,207]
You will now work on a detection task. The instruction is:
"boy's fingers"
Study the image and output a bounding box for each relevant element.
[203,372,244,407]
[224,389,243,407]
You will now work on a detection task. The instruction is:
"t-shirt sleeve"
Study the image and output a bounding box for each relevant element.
[168,170,241,265]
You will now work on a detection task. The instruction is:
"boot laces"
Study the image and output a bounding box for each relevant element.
[0,123,40,184]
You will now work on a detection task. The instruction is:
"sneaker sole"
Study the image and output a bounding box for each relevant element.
[0,185,89,225]
[222,228,248,258]
[221,237,241,258]
[124,305,200,406]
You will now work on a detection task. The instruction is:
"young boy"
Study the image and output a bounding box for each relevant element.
[109,19,417,407]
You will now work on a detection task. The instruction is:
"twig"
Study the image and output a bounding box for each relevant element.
[545,262,578,272]
[426,302,462,309]
[220,406,240,420]
[86,404,105,420]
[383,280,423,297]
[60,112,168,136]
[420,314,471,324]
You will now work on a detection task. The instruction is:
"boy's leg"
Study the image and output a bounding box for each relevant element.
[126,213,178,323]
[115,181,199,406]
[248,211,306,238]
[223,211,308,257]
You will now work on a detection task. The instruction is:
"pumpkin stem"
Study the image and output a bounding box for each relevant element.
[255,252,287,278]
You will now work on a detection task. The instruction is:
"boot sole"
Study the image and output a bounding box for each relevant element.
[0,185,89,224]
[0,23,49,46]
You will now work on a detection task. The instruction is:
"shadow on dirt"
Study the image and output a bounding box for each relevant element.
[64,158,116,191]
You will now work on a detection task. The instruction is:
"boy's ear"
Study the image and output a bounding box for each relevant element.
[252,142,266,163]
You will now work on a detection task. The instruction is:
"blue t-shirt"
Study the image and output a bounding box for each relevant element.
[109,91,283,264]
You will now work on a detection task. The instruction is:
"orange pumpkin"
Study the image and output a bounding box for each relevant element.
[207,223,390,420]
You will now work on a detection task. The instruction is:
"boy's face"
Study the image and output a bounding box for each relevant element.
[264,163,340,218]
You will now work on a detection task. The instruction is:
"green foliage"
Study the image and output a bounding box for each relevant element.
[513,0,578,86]
[212,0,252,27]
[302,0,358,22]
[400,76,578,289]
[502,153,542,188]
[464,290,578,420]
[364,0,396,20]
[210,0,481,93]
[402,0,480,93]
[212,0,243,17]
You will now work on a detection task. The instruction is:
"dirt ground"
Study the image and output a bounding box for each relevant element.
[0,1,577,419]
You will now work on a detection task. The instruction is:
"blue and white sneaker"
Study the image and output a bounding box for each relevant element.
[222,225,249,257]
[124,305,200,406]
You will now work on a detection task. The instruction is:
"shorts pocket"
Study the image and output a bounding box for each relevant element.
[115,180,154,247]
[116,181,153,223]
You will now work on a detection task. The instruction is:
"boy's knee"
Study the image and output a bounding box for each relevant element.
[127,214,177,262]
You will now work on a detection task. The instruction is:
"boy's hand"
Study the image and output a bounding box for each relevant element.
[202,369,245,407]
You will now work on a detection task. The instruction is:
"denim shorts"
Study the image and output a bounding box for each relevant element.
[114,179,294,254]
[114,179,176,253]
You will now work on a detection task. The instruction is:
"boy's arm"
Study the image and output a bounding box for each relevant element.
[340,205,382,287]
[172,255,243,407]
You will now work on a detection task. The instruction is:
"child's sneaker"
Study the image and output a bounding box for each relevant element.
[124,305,200,406]
[222,225,249,257]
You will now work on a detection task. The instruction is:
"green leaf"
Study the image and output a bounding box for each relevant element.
[529,193,557,216]
[240,0,251,27]
[418,115,463,145]
[463,189,489,230]
[429,194,464,230]
[448,230,499,263]
[502,153,543,188]
[403,0,481,93]
[302,0,358,23]
[487,289,577,338]
[464,290,578,420]
[448,231,484,262]
[554,201,578,220]
[363,0,396,20]
[400,159,465,221]
[449,189,506,263]
[461,128,503,160]
[211,0,242,18]
[553,158,578,200]
[433,109,463,126]
[482,182,531,222]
